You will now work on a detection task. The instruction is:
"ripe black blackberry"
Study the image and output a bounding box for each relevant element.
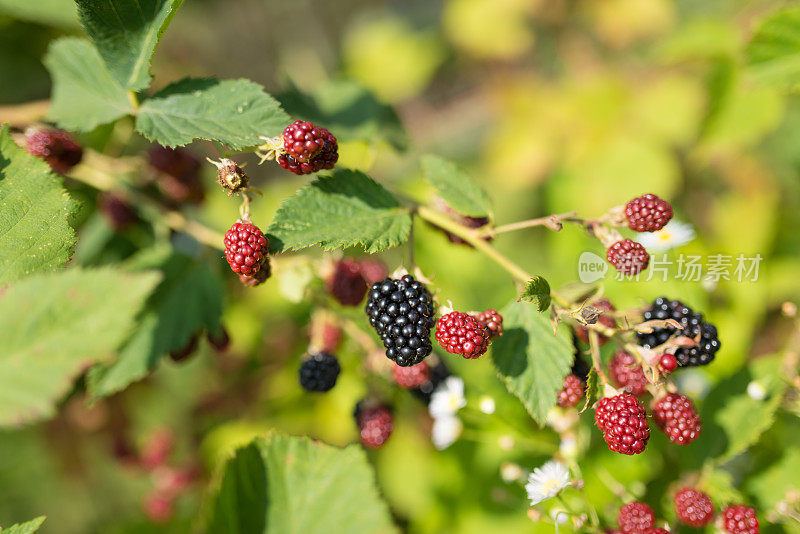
[299,352,341,392]
[557,374,584,407]
[224,220,269,277]
[278,120,338,175]
[722,505,759,534]
[354,401,393,449]
[674,487,714,527]
[637,297,721,367]
[435,311,491,359]
[652,392,702,445]
[595,394,650,455]
[607,239,650,275]
[625,193,673,232]
[617,502,655,533]
[365,274,435,367]
[608,351,648,396]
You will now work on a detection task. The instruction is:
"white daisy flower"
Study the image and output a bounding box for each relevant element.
[431,415,462,450]
[635,220,696,252]
[479,395,496,414]
[428,376,466,418]
[525,460,572,506]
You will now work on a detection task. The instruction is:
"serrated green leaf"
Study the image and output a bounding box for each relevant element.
[75,0,183,91]
[0,127,77,285]
[518,275,551,311]
[87,248,223,398]
[208,434,397,534]
[44,37,134,132]
[0,0,78,27]
[268,170,411,254]
[1,516,46,534]
[0,268,159,427]
[746,7,800,92]
[491,301,574,425]
[581,369,598,414]
[135,78,289,149]
[421,155,491,218]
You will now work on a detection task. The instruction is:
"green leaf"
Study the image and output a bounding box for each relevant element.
[518,275,551,311]
[135,78,290,149]
[491,301,574,425]
[0,0,78,27]
[87,248,223,398]
[268,170,411,254]
[746,7,800,92]
[208,434,397,534]
[0,127,77,285]
[421,155,491,218]
[747,448,800,510]
[0,268,159,427]
[75,0,183,91]
[1,516,46,534]
[44,37,134,132]
[581,369,598,414]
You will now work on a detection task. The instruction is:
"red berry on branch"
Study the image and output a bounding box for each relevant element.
[358,258,388,285]
[278,120,338,175]
[435,311,491,359]
[617,502,656,533]
[472,309,503,339]
[224,220,269,277]
[595,394,650,455]
[658,353,678,374]
[392,361,431,389]
[625,193,673,232]
[652,392,702,445]
[326,258,368,306]
[557,374,585,407]
[142,491,173,523]
[239,260,271,287]
[722,505,759,534]
[355,403,393,449]
[674,487,714,527]
[607,239,650,275]
[608,351,648,396]
[24,127,83,174]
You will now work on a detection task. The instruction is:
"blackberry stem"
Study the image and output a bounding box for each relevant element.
[482,211,577,236]
[588,331,610,385]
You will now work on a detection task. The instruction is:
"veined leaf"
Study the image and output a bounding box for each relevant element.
[44,37,134,132]
[491,301,574,425]
[2,516,46,534]
[76,0,183,91]
[0,127,77,285]
[518,275,551,311]
[746,6,800,92]
[208,434,397,534]
[268,170,411,253]
[136,78,289,149]
[0,268,159,427]
[421,155,491,218]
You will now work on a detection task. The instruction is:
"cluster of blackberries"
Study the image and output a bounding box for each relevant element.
[637,297,721,367]
[365,275,435,367]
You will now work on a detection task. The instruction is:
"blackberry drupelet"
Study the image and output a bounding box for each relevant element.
[365,274,435,367]
[299,352,341,392]
[637,297,721,367]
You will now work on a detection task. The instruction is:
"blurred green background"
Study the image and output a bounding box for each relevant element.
[1,0,799,532]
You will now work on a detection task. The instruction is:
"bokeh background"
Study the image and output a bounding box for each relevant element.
[1,0,799,532]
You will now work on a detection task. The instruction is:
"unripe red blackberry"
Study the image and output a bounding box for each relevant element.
[472,309,503,339]
[674,487,714,527]
[168,334,199,362]
[98,193,138,231]
[608,351,648,396]
[239,260,271,287]
[140,428,174,470]
[595,393,650,455]
[148,145,204,203]
[650,529,670,533]
[575,298,616,345]
[625,193,673,232]
[722,505,759,534]
[206,327,230,353]
[299,352,341,392]
[435,311,491,359]
[224,220,269,277]
[652,392,701,445]
[358,258,388,285]
[278,120,338,175]
[607,239,650,275]
[142,490,174,523]
[617,502,656,533]
[557,374,584,407]
[326,258,368,306]
[392,361,430,389]
[24,127,83,174]
[658,353,677,375]
[355,402,393,449]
